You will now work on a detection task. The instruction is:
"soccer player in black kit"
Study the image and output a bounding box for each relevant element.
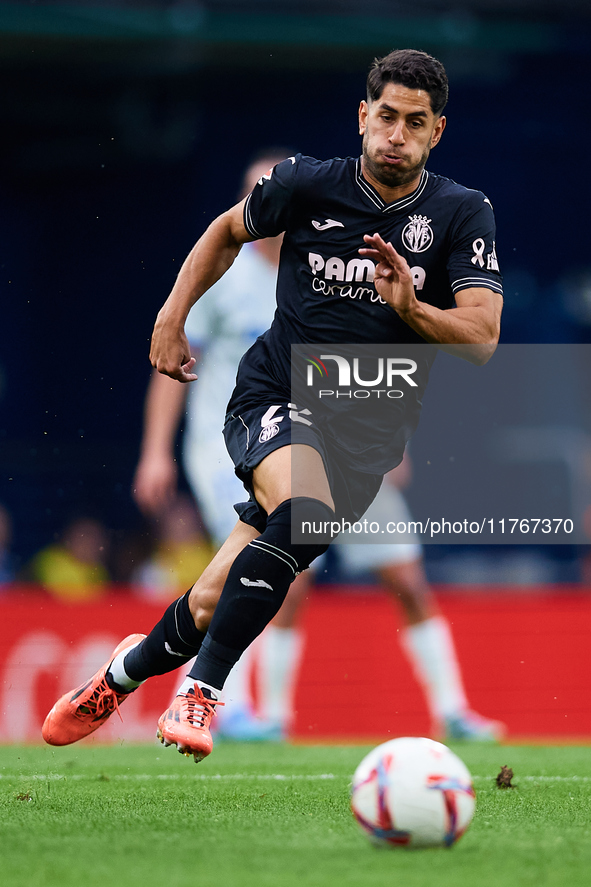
[43,49,503,760]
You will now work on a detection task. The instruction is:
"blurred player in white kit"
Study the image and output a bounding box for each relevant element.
[132,152,503,743]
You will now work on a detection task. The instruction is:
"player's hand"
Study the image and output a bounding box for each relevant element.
[132,452,178,516]
[149,316,198,383]
[359,233,418,317]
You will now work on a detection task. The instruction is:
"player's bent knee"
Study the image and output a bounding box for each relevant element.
[265,497,335,573]
[188,583,219,631]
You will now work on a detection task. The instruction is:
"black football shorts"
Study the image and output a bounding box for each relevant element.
[223,401,382,533]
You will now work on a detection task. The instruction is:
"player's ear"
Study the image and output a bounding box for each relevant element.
[358,101,368,135]
[430,115,446,148]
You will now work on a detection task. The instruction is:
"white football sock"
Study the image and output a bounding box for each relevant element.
[400,616,468,720]
[175,675,221,699]
[176,672,197,696]
[195,680,221,700]
[108,642,145,691]
[257,626,304,728]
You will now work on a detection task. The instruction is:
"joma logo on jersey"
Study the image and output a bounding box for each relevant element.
[308,252,426,291]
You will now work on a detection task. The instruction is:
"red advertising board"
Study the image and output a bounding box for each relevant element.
[1,585,590,743]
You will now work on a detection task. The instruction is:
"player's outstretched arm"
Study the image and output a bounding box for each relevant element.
[359,233,502,365]
[150,201,253,381]
[132,367,192,516]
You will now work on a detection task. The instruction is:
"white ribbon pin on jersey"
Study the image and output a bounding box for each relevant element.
[471,238,486,268]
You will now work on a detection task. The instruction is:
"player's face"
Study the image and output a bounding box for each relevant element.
[359,83,446,195]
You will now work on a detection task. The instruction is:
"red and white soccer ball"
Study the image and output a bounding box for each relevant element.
[351,737,476,849]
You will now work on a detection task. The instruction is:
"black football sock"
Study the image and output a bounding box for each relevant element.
[187,497,334,690]
[120,590,206,683]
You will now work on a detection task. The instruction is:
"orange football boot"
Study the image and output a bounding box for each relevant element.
[157,684,223,763]
[42,633,146,746]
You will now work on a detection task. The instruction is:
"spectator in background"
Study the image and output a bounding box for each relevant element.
[27,515,110,601]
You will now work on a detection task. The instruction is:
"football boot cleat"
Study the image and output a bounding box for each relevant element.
[157,684,223,763]
[42,633,146,746]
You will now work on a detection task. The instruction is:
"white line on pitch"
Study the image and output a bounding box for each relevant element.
[2,773,591,783]
[0,772,340,781]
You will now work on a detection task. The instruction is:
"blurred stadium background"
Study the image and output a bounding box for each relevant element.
[0,0,590,742]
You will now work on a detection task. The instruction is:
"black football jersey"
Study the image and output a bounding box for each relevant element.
[228,153,503,472]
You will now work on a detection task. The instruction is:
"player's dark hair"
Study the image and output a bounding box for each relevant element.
[366,49,448,116]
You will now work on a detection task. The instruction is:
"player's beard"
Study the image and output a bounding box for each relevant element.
[362,137,430,190]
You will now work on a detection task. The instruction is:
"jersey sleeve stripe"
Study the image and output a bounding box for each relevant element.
[243,193,264,239]
[451,277,503,294]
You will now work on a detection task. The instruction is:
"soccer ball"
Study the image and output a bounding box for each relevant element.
[351,736,476,849]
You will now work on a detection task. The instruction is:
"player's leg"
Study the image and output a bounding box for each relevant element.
[254,569,310,736]
[388,555,505,741]
[42,519,257,747]
[376,550,471,730]
[338,484,505,741]
[210,571,309,742]
[251,458,383,739]
[159,443,335,760]
[187,443,332,684]
[186,435,310,741]
[184,434,277,739]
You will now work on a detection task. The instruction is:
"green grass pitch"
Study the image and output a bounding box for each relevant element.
[1,742,590,887]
